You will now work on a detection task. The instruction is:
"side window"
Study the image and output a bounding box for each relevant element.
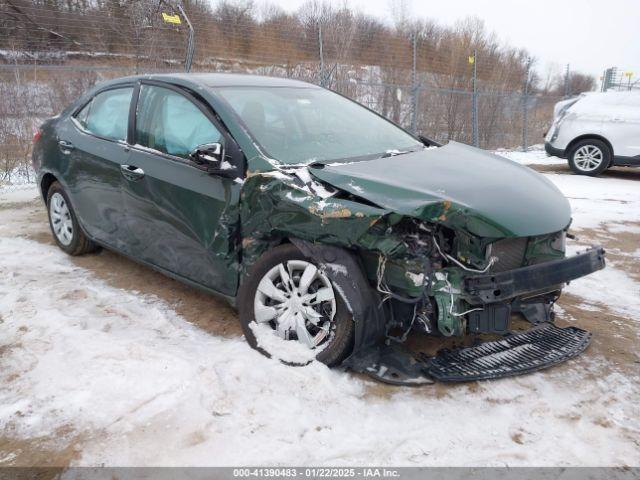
[135,85,222,158]
[75,87,133,141]
[75,101,91,128]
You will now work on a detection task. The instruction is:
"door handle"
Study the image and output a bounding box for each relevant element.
[58,140,74,154]
[120,164,145,181]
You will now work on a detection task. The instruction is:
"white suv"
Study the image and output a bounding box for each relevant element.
[545,91,640,176]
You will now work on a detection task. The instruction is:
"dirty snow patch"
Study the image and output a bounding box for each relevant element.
[495,147,565,166]
[249,321,319,364]
[545,174,640,229]
[323,262,348,276]
[0,185,39,203]
[566,243,640,321]
[1,158,639,467]
[405,271,425,287]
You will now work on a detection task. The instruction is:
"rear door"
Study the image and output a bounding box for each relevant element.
[122,81,242,295]
[56,85,133,249]
[601,92,640,159]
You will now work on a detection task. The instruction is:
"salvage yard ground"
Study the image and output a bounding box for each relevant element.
[0,151,639,467]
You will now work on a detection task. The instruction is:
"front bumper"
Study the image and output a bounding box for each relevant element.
[463,246,605,305]
[544,141,566,159]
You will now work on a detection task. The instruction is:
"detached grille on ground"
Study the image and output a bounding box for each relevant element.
[425,324,592,382]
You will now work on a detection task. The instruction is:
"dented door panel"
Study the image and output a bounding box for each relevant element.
[123,147,241,295]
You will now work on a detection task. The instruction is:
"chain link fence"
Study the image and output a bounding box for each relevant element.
[1,1,586,189]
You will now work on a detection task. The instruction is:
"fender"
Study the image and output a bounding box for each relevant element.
[291,238,432,385]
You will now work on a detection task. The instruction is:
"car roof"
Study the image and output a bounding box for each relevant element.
[100,72,320,90]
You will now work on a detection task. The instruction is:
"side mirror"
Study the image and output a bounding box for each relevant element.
[418,135,442,148]
[189,142,238,178]
[190,142,224,166]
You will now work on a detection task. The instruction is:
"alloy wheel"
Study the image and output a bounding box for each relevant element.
[49,192,74,246]
[573,145,604,172]
[253,260,337,349]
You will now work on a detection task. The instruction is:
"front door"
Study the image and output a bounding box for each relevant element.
[122,82,241,295]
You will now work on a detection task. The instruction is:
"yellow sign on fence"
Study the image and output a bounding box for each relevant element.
[162,12,182,25]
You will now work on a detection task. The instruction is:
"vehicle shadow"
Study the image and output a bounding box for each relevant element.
[600,166,640,181]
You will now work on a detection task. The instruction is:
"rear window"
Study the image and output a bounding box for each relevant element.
[75,87,133,141]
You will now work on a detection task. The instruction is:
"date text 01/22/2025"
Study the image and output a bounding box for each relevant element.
[232,468,401,478]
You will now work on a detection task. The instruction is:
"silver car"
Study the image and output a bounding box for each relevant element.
[544,91,640,176]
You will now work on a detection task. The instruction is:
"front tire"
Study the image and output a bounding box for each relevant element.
[238,243,354,366]
[568,139,611,176]
[47,181,98,256]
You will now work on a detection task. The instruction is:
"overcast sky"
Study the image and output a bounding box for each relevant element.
[263,0,640,85]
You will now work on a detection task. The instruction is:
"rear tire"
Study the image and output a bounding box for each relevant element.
[238,243,354,366]
[568,139,611,176]
[46,181,98,256]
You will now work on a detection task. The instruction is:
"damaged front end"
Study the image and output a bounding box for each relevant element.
[330,214,604,384]
[239,142,606,384]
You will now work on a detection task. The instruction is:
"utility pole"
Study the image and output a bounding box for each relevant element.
[471,49,478,147]
[410,31,418,134]
[159,1,195,73]
[522,58,531,152]
[564,63,570,97]
[177,3,194,73]
[624,71,633,91]
[318,21,325,87]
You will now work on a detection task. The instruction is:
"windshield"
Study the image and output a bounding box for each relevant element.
[216,86,423,164]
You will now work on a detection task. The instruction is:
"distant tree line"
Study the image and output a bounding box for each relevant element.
[0,0,597,181]
[1,0,595,96]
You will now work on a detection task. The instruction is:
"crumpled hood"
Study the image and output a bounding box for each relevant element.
[309,141,572,237]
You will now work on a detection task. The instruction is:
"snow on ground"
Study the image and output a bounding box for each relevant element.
[494,145,565,166]
[1,231,638,467]
[1,153,639,467]
[564,256,640,320]
[544,174,640,230]
[0,186,40,204]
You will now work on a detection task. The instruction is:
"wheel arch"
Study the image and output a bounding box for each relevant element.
[40,172,59,203]
[566,134,614,160]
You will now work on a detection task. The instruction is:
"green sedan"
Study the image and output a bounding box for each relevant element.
[32,73,605,384]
